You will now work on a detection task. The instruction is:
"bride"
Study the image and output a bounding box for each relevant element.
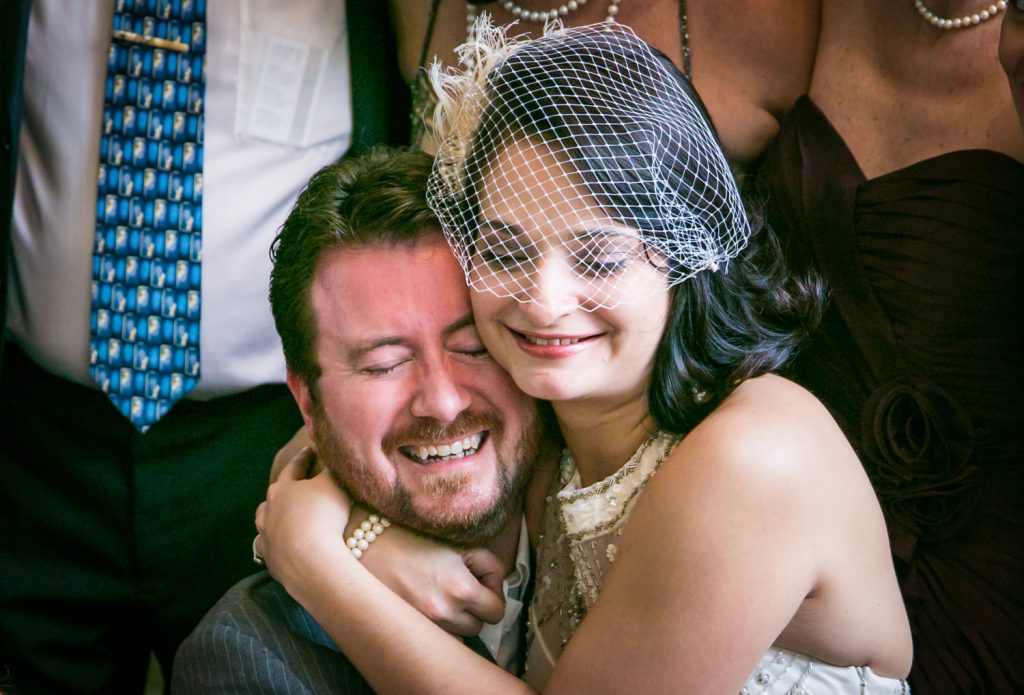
[256,21,912,693]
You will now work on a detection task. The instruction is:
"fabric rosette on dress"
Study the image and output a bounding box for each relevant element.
[860,375,977,553]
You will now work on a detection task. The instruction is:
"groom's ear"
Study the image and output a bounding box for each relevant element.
[286,369,316,434]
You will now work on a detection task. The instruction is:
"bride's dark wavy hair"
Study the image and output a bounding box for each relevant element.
[649,213,825,433]
[457,27,825,434]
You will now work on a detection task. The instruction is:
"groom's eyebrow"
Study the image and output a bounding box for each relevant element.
[344,313,477,363]
[346,337,409,363]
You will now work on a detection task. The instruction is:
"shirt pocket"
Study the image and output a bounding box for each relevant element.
[233,0,351,149]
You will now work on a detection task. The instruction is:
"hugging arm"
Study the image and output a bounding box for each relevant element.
[255,403,827,694]
[258,460,507,635]
[256,464,534,694]
[350,503,507,636]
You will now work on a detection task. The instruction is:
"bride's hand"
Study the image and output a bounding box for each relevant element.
[255,459,352,595]
[269,425,321,483]
[360,521,507,636]
[255,459,507,636]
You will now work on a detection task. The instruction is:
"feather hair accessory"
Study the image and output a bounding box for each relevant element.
[427,14,544,194]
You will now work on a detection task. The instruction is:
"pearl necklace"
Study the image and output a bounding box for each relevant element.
[467,0,622,35]
[913,0,1007,29]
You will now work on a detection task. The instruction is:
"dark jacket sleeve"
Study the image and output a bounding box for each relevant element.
[0,0,32,359]
[345,0,411,155]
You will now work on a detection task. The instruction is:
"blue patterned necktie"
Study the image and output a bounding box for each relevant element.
[90,0,206,432]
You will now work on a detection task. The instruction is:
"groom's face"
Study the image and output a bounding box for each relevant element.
[288,235,539,546]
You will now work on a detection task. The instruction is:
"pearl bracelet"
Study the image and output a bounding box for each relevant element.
[345,513,391,559]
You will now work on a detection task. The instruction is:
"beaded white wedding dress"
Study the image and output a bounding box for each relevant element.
[524,431,910,694]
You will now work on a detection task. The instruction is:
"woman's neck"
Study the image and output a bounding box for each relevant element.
[553,393,658,487]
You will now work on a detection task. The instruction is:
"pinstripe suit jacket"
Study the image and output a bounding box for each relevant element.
[173,572,497,694]
[172,572,377,694]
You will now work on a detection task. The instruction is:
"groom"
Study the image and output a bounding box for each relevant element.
[172,148,546,693]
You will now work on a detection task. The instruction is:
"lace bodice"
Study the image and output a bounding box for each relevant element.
[524,431,910,693]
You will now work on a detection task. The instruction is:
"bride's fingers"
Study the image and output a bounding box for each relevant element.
[254,500,267,535]
[463,547,508,598]
[269,426,315,482]
[461,582,506,626]
[438,611,485,637]
[280,453,314,481]
[264,456,311,507]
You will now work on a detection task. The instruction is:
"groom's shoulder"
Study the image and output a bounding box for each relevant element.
[173,572,375,694]
[186,571,303,644]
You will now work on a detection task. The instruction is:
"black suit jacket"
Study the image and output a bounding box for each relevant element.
[0,0,409,368]
[173,572,496,694]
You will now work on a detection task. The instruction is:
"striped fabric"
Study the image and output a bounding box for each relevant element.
[173,572,497,693]
[173,573,377,694]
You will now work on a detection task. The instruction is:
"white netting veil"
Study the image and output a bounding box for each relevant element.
[426,18,750,310]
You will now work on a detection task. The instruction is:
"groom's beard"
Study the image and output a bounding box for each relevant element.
[311,403,538,547]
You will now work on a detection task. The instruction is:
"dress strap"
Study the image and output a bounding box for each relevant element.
[409,0,444,145]
[418,0,443,71]
[678,0,691,79]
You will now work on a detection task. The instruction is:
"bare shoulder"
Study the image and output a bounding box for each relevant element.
[669,376,912,674]
[555,381,910,691]
[649,374,871,524]
[691,374,855,474]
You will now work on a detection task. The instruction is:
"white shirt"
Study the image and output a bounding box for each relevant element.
[9,0,352,397]
[479,519,532,673]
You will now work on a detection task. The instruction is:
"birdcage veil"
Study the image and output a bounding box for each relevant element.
[426,18,750,310]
